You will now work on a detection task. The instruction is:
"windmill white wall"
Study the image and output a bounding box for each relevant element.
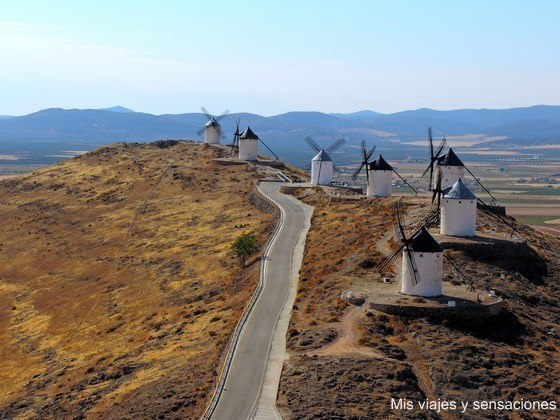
[204,125,221,144]
[401,251,443,297]
[440,179,477,236]
[367,170,392,197]
[311,160,333,185]
[441,199,477,236]
[239,127,259,161]
[239,139,258,160]
[436,165,465,189]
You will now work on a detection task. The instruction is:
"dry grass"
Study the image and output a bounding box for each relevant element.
[279,187,560,418]
[0,141,279,418]
[284,188,393,341]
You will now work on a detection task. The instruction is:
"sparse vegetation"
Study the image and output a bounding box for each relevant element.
[0,141,300,418]
[278,185,560,419]
[231,232,259,267]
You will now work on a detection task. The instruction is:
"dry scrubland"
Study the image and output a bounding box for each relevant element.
[279,188,560,419]
[0,141,281,418]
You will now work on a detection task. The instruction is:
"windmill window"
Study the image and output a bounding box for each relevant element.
[419,254,424,257]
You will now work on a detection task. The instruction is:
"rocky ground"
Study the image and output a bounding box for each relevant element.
[278,187,560,419]
[0,141,289,418]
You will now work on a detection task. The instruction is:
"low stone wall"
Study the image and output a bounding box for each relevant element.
[478,202,507,215]
[249,185,280,216]
[369,299,503,320]
[279,186,303,196]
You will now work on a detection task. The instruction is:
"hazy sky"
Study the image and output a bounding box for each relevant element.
[1,0,559,116]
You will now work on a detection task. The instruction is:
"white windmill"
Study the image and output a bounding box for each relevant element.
[239,127,259,160]
[380,200,444,297]
[197,106,229,144]
[237,126,280,162]
[435,148,466,188]
[428,172,521,238]
[351,140,417,196]
[422,127,502,207]
[440,178,477,237]
[304,136,346,185]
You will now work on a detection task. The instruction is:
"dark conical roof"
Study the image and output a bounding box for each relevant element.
[437,148,464,167]
[369,155,393,171]
[443,178,476,199]
[409,227,443,253]
[240,126,259,140]
[312,149,333,162]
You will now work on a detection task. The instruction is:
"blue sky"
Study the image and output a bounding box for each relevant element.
[1,0,559,115]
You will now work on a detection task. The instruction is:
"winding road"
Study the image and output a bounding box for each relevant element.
[210,181,313,420]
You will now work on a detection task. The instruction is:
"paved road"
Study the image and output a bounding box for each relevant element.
[211,182,311,420]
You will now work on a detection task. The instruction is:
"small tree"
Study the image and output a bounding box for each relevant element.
[231,232,259,267]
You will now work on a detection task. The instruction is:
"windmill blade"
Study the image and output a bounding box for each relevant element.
[393,200,407,242]
[360,139,367,161]
[477,198,521,237]
[434,137,447,158]
[333,164,343,175]
[317,160,323,184]
[200,106,213,121]
[217,125,225,139]
[425,127,434,182]
[444,254,476,290]
[350,162,365,182]
[417,207,440,230]
[196,126,206,136]
[327,137,346,153]
[392,169,417,194]
[431,171,443,205]
[259,138,280,161]
[304,135,321,152]
[464,165,499,204]
[230,119,240,151]
[404,245,422,286]
[428,127,433,151]
[379,243,407,272]
[420,161,433,178]
[365,145,376,161]
[215,109,230,123]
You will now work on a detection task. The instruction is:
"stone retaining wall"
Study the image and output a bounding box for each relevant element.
[369,299,503,320]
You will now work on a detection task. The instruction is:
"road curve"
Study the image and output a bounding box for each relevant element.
[210,182,312,420]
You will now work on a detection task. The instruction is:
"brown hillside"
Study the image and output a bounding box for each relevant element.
[0,141,280,418]
[279,187,560,419]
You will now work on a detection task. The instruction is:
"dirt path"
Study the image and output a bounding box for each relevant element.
[397,339,456,420]
[307,306,383,358]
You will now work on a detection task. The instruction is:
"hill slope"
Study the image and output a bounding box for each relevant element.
[0,141,283,418]
[278,188,560,418]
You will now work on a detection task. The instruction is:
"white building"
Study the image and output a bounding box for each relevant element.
[311,150,334,185]
[401,227,443,297]
[239,127,259,161]
[204,119,221,144]
[367,155,393,197]
[435,148,465,189]
[441,178,477,236]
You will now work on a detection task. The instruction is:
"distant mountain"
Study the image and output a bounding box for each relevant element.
[330,110,383,119]
[0,105,559,166]
[99,106,135,113]
[0,115,14,119]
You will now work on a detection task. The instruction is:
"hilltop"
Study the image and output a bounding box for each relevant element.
[0,141,291,418]
[278,187,560,419]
